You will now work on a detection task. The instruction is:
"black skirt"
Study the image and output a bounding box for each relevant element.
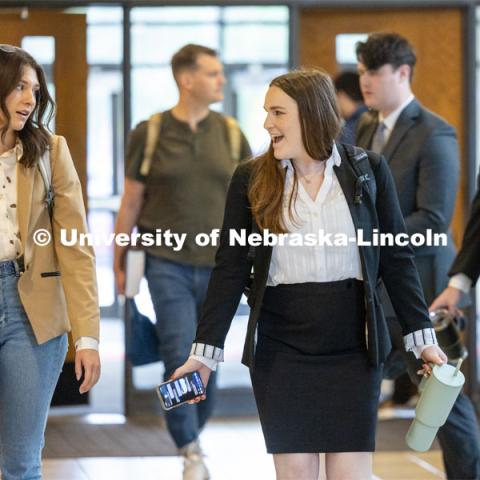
[250,279,382,454]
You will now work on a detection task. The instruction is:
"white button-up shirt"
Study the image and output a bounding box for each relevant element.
[267,144,362,285]
[380,94,415,144]
[0,144,22,261]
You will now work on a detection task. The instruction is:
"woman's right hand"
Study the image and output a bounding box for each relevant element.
[172,358,212,403]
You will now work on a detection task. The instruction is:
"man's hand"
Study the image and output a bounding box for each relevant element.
[113,178,146,297]
[429,286,463,315]
[75,349,101,394]
[114,263,126,296]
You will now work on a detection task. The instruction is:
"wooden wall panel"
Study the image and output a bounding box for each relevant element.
[300,8,466,245]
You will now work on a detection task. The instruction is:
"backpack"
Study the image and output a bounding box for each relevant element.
[139,112,242,177]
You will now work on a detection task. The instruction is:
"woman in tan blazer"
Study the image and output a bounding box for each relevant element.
[0,45,100,480]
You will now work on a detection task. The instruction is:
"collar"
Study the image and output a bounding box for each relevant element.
[168,109,212,131]
[0,140,22,165]
[280,143,341,172]
[379,94,415,132]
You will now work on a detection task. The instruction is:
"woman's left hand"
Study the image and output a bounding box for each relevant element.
[417,345,448,376]
[75,349,101,394]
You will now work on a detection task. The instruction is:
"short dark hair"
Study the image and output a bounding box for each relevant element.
[356,33,416,81]
[171,44,218,83]
[334,71,363,103]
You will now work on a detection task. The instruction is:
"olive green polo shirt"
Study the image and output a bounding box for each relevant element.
[125,109,251,267]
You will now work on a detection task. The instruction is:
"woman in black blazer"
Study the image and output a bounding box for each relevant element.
[174,69,446,480]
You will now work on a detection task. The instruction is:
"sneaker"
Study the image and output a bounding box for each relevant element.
[180,440,209,480]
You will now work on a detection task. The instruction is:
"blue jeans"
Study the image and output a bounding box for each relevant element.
[145,255,216,449]
[0,261,68,480]
[387,317,480,480]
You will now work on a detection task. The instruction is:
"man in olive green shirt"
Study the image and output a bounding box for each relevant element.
[114,44,250,480]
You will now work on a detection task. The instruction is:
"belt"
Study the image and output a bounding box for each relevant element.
[0,256,25,276]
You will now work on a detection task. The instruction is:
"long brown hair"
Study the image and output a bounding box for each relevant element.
[0,44,55,167]
[248,69,342,233]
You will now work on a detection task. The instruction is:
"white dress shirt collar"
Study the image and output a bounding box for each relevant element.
[280,142,342,172]
[379,94,415,141]
[0,140,22,165]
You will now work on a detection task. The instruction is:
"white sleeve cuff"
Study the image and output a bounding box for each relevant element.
[409,344,430,359]
[404,328,437,353]
[190,342,224,362]
[449,273,472,294]
[75,337,99,351]
[190,355,218,371]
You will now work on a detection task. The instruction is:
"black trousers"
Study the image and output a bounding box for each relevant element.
[387,317,480,480]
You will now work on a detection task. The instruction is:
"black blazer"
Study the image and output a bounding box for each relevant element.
[195,144,433,369]
[449,172,480,285]
[356,99,459,305]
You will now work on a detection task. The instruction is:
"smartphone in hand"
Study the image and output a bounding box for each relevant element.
[156,371,205,410]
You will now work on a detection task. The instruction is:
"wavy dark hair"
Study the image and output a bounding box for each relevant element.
[248,69,342,233]
[0,44,55,167]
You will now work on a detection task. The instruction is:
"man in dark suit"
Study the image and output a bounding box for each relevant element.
[431,172,480,311]
[356,32,480,480]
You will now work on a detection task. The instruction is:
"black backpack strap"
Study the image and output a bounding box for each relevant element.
[38,139,55,221]
[340,143,376,205]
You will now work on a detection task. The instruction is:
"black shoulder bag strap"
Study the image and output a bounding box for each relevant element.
[341,143,377,205]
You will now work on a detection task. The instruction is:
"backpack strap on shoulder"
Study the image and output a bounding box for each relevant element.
[340,143,376,205]
[38,137,55,220]
[224,115,241,162]
[140,112,163,177]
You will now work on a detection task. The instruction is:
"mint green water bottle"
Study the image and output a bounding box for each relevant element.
[406,360,465,452]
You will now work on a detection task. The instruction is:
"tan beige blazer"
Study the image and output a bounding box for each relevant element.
[16,135,99,345]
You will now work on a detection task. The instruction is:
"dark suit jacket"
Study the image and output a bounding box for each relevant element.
[195,144,433,369]
[450,172,480,285]
[356,99,459,305]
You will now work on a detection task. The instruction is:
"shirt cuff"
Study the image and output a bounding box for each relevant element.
[75,337,99,351]
[190,342,224,362]
[449,273,472,294]
[409,345,431,359]
[190,355,218,371]
[404,328,437,354]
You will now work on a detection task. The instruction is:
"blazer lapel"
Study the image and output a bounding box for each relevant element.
[333,158,366,232]
[334,154,381,365]
[333,146,379,281]
[357,111,378,149]
[382,99,420,161]
[16,162,35,252]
